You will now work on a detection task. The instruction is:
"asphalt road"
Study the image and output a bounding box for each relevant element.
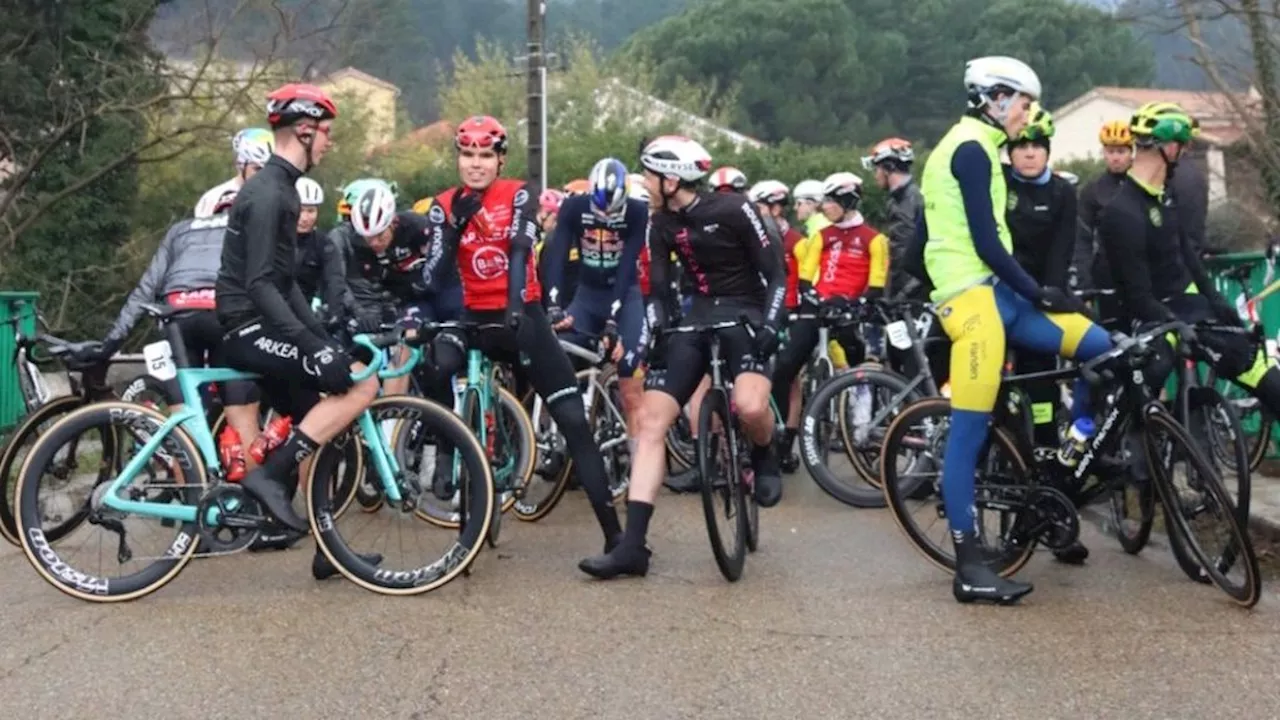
[2,474,1278,719]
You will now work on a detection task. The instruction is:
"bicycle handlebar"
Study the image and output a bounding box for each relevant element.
[349,332,423,381]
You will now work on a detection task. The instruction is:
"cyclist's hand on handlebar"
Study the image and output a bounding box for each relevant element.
[752,321,781,360]
[600,319,622,361]
[1210,298,1244,328]
[548,305,573,330]
[311,344,356,393]
[1037,286,1090,316]
[1172,320,1198,347]
[78,340,115,364]
[346,314,384,335]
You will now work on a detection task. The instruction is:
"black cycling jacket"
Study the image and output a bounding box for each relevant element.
[215,156,328,353]
[884,178,925,298]
[1004,167,1077,290]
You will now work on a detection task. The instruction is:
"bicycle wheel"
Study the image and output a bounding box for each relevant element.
[1190,386,1251,522]
[513,372,584,522]
[1214,375,1272,471]
[697,387,747,582]
[307,396,493,595]
[880,397,1036,577]
[462,389,505,548]
[1,395,92,545]
[1110,474,1155,555]
[1143,409,1261,607]
[15,401,203,602]
[806,366,924,508]
[666,411,697,470]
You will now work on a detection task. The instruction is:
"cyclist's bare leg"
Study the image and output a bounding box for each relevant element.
[223,402,262,469]
[732,372,775,446]
[619,376,643,432]
[686,374,711,437]
[627,390,682,504]
[381,345,412,396]
[787,376,802,426]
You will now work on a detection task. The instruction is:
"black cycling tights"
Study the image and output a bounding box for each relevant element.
[770,317,862,419]
[432,303,621,541]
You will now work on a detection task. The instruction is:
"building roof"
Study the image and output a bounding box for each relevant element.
[324,67,402,96]
[1054,85,1260,147]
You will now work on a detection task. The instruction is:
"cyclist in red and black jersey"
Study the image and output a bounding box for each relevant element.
[579,136,787,580]
[420,115,622,558]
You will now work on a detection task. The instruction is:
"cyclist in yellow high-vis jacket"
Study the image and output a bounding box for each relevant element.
[920,57,1112,606]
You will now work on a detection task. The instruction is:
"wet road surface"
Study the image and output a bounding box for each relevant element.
[2,475,1278,719]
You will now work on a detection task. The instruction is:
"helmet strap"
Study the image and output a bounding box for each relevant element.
[294,125,316,172]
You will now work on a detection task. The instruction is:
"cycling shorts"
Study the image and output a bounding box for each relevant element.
[400,284,464,329]
[645,300,767,406]
[167,310,258,406]
[562,285,646,377]
[220,320,328,420]
[433,303,580,404]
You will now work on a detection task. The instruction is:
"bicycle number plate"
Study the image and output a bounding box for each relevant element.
[143,340,176,382]
[886,320,912,350]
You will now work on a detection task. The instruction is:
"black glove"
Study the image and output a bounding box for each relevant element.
[799,287,822,310]
[346,314,383,336]
[600,318,620,357]
[309,343,355,394]
[752,321,781,361]
[450,189,482,232]
[1037,286,1089,315]
[503,306,523,334]
[78,340,116,365]
[1210,298,1244,328]
[547,304,568,327]
[1173,320,1199,348]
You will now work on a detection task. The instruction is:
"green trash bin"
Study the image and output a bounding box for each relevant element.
[0,291,40,433]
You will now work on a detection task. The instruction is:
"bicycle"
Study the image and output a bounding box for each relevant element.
[880,321,1261,607]
[663,318,776,581]
[517,338,630,521]
[15,304,493,601]
[395,321,536,547]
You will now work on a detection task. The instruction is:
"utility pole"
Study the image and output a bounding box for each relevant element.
[526,0,547,190]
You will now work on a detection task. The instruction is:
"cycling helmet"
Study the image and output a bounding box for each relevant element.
[1130,102,1196,146]
[639,135,712,183]
[709,166,748,193]
[338,178,381,217]
[793,179,825,204]
[411,196,434,215]
[1098,120,1132,147]
[212,188,238,215]
[822,172,862,200]
[235,128,274,169]
[588,157,630,216]
[1016,103,1055,143]
[266,83,337,128]
[350,180,398,238]
[563,178,590,195]
[296,177,324,206]
[1055,170,1080,186]
[455,115,508,153]
[747,180,789,206]
[964,56,1041,107]
[861,137,914,171]
[627,173,650,203]
[539,188,565,215]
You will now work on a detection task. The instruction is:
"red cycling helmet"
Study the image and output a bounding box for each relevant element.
[455,115,508,153]
[266,84,338,129]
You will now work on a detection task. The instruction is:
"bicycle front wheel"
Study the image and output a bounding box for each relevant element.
[697,388,747,582]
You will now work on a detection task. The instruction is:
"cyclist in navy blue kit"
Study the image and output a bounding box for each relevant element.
[545,157,649,428]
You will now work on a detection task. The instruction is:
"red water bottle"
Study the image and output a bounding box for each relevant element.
[249,415,294,465]
[218,426,247,482]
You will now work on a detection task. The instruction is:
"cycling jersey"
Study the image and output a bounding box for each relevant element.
[330,212,436,312]
[795,213,888,300]
[194,177,242,219]
[647,192,787,329]
[780,221,805,308]
[215,156,329,354]
[1004,165,1076,289]
[544,194,647,311]
[1073,171,1124,289]
[1170,160,1209,254]
[637,243,651,297]
[422,179,540,311]
[884,177,925,297]
[107,214,230,344]
[922,116,1041,304]
[295,230,345,321]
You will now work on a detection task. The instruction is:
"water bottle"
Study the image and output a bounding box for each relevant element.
[248,415,293,465]
[1057,418,1095,468]
[218,426,247,481]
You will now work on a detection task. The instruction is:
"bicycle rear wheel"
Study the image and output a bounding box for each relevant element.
[1143,409,1261,607]
[697,388,747,582]
[1,395,93,546]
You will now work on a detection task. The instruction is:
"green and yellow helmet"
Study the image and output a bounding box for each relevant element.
[1130,102,1196,145]
[1018,102,1055,143]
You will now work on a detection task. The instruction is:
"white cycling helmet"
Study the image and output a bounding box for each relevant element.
[234,128,274,169]
[964,56,1042,108]
[747,180,789,206]
[296,177,324,206]
[588,157,630,216]
[627,173,650,203]
[793,179,825,204]
[639,135,712,183]
[822,172,863,211]
[350,180,397,238]
[709,166,747,192]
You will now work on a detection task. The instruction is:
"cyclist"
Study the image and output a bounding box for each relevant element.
[863,138,925,300]
[215,83,382,579]
[95,189,262,454]
[748,179,809,472]
[534,188,580,308]
[335,178,388,224]
[920,57,1112,604]
[709,166,747,194]
[1097,102,1280,417]
[546,157,649,429]
[1074,120,1132,289]
[420,115,623,558]
[195,128,273,219]
[579,135,787,579]
[773,172,886,439]
[294,177,343,316]
[1002,104,1092,565]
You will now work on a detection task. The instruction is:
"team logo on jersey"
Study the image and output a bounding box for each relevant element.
[513,189,529,207]
[1148,207,1162,227]
[428,205,445,224]
[471,246,509,280]
[1006,194,1018,212]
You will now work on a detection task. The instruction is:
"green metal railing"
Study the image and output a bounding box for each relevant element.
[0,292,40,433]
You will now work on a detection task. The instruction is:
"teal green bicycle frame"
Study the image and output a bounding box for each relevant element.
[100,336,420,524]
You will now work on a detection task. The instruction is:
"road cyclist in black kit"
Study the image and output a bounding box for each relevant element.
[578,135,788,580]
[215,83,383,580]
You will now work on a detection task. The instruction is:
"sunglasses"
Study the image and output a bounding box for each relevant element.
[457,132,499,149]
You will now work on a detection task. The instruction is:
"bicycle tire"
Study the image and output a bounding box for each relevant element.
[1,395,90,545]
[307,396,494,595]
[15,401,203,602]
[1143,409,1261,607]
[805,366,924,508]
[463,389,504,548]
[697,388,747,582]
[513,372,586,522]
[880,397,1035,577]
[1110,475,1155,555]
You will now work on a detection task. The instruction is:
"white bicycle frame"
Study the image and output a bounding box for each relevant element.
[529,340,629,456]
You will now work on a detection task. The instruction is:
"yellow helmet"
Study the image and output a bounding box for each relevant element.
[412,196,434,215]
[1017,102,1055,142]
[1098,120,1131,147]
[1130,102,1196,145]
